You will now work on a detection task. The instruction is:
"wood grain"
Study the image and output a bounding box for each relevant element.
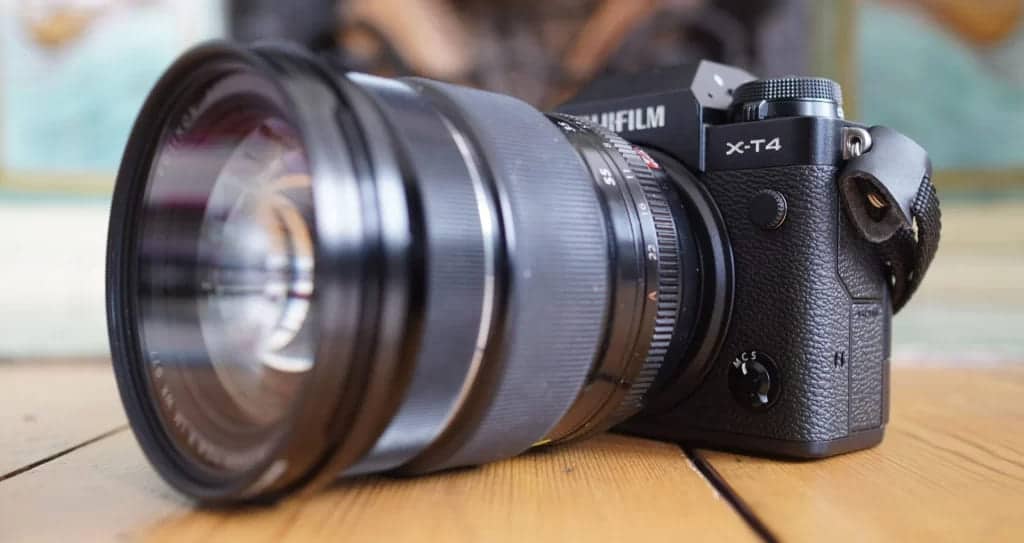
[0,431,189,543]
[0,362,754,543]
[4,361,1023,542]
[699,365,1024,542]
[143,434,755,543]
[0,359,125,478]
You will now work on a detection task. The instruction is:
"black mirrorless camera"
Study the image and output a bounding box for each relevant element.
[107,42,940,503]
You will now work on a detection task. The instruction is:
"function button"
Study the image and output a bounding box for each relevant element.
[748,190,788,230]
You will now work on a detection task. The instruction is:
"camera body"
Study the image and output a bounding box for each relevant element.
[559,61,892,458]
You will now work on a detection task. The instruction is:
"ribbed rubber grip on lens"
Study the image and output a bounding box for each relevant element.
[403,79,610,472]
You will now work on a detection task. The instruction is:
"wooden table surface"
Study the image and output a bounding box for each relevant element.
[1,360,1022,543]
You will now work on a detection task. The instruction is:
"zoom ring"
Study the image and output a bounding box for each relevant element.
[575,122,682,423]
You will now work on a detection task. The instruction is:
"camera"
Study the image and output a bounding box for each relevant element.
[556,63,940,458]
[107,42,940,503]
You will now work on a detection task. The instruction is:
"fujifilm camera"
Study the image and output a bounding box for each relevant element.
[108,43,939,502]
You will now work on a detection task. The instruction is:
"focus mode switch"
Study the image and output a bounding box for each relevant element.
[728,350,781,410]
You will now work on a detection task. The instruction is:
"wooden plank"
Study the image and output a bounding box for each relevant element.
[0,430,755,542]
[0,360,125,478]
[699,365,1024,542]
[0,431,188,542]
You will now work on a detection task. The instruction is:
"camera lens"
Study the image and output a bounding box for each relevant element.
[108,42,728,503]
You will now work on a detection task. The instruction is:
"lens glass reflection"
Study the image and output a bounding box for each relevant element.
[135,79,317,472]
[196,117,315,427]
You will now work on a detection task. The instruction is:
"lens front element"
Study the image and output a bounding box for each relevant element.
[196,117,315,429]
[134,69,316,476]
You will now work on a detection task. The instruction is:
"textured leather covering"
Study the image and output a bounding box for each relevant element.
[635,165,891,447]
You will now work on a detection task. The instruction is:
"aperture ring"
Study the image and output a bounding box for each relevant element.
[606,142,679,422]
[545,115,683,441]
[600,133,682,425]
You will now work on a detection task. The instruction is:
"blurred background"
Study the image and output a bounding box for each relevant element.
[0,0,1021,361]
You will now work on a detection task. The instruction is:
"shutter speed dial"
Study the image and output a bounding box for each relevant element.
[729,77,844,121]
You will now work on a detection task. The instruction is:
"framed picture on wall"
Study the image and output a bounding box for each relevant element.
[816,0,1024,190]
[0,0,225,194]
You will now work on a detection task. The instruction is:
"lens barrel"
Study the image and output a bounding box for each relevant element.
[108,42,724,503]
